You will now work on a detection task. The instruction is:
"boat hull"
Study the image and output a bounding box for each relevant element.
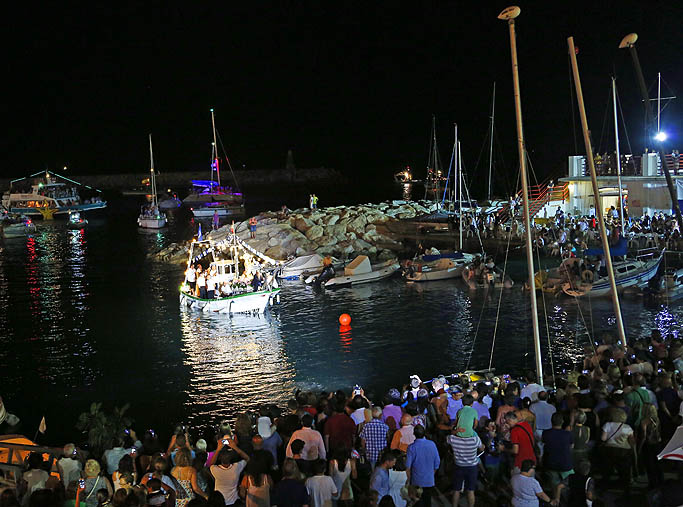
[158,198,182,210]
[179,287,280,314]
[67,220,88,230]
[324,263,400,288]
[138,216,167,229]
[406,266,463,282]
[191,205,245,217]
[2,224,36,238]
[562,254,662,297]
[9,201,107,217]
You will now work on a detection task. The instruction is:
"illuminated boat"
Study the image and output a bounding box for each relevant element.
[2,171,106,218]
[137,135,168,229]
[2,215,36,238]
[179,233,281,315]
[66,211,88,230]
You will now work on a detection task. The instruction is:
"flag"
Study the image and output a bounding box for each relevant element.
[197,223,203,241]
[38,416,46,434]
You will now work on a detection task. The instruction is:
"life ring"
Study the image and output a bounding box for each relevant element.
[581,270,594,284]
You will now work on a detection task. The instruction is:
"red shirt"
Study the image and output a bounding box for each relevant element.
[510,421,536,469]
[323,413,356,452]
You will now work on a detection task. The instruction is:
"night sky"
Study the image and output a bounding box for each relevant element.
[4,1,682,197]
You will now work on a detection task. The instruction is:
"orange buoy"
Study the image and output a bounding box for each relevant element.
[339,313,351,326]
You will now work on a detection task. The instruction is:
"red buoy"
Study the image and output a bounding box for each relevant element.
[339,313,351,326]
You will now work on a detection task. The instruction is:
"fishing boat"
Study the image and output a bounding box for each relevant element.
[2,171,106,218]
[462,257,514,289]
[183,109,245,217]
[179,233,281,315]
[404,252,476,282]
[66,211,88,229]
[305,255,400,288]
[562,250,663,297]
[2,215,36,238]
[137,135,167,229]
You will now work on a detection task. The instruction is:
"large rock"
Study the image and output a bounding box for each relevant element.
[305,225,324,241]
[322,214,339,226]
[314,235,337,247]
[347,215,367,234]
[378,249,397,261]
[265,245,288,260]
[293,217,314,233]
[328,223,347,238]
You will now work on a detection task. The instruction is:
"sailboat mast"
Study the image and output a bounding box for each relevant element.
[569,36,627,349]
[487,82,496,201]
[211,108,221,187]
[612,78,626,231]
[499,6,543,382]
[657,72,661,133]
[149,134,157,208]
[458,141,463,251]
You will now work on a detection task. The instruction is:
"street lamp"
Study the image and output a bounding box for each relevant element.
[655,131,668,142]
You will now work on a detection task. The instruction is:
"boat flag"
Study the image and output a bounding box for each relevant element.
[38,416,46,434]
[198,223,203,241]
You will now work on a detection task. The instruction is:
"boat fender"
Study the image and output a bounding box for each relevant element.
[581,270,594,284]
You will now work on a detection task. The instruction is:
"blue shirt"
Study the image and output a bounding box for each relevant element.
[406,438,440,487]
[370,467,390,497]
[262,432,283,465]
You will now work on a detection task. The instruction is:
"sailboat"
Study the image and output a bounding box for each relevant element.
[423,115,447,199]
[184,109,245,217]
[137,135,168,229]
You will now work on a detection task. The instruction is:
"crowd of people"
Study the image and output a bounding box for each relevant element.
[183,264,274,299]
[2,332,683,507]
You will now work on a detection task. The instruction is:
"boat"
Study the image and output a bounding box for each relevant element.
[462,256,514,289]
[183,109,245,218]
[2,215,36,238]
[137,135,168,229]
[394,166,419,184]
[305,255,400,288]
[66,211,88,229]
[2,171,106,218]
[179,233,281,315]
[278,253,342,280]
[562,249,663,297]
[403,251,476,282]
[158,192,182,210]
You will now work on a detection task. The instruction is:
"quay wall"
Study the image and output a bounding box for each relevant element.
[1,167,343,191]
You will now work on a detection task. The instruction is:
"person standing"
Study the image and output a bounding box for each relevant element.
[286,414,326,462]
[405,425,440,507]
[196,266,207,299]
[360,406,389,468]
[312,194,318,209]
[212,210,220,231]
[446,424,484,507]
[249,217,258,239]
[510,460,556,507]
[506,411,536,473]
[369,450,396,499]
[185,264,197,293]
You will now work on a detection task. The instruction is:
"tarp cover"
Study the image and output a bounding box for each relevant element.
[345,255,371,276]
[584,237,628,258]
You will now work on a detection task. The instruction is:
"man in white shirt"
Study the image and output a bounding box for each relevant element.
[530,391,556,440]
[286,414,326,461]
[57,443,82,487]
[209,437,250,505]
[520,374,546,402]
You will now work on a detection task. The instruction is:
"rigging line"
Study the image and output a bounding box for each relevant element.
[466,291,490,371]
[460,159,485,254]
[535,241,556,388]
[558,259,596,354]
[488,222,513,371]
[615,87,634,156]
[215,130,241,191]
[597,85,613,155]
[441,145,456,207]
[568,54,578,154]
[469,125,490,188]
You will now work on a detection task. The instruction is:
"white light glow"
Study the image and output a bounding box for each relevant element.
[655,131,668,142]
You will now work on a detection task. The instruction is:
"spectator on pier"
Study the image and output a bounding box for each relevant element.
[360,406,389,468]
[405,425,439,507]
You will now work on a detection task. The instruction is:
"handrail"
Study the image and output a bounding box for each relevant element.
[0,435,63,480]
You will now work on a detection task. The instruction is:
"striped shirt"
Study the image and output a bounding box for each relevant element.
[447,433,482,467]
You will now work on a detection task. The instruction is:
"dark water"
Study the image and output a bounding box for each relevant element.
[1,183,681,444]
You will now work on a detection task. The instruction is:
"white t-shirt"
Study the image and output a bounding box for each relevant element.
[350,408,366,425]
[211,461,247,505]
[305,475,337,507]
[58,457,82,487]
[186,268,196,283]
[197,274,206,287]
[520,383,546,402]
[602,422,633,449]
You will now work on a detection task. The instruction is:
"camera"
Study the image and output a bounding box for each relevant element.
[352,384,362,396]
[222,439,229,445]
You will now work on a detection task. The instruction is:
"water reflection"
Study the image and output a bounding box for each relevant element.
[179,311,297,424]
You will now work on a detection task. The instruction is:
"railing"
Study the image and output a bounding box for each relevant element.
[0,436,62,482]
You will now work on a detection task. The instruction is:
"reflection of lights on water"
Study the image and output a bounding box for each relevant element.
[655,305,679,338]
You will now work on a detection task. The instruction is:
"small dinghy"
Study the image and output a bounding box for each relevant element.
[2,216,36,238]
[279,253,341,280]
[462,256,514,289]
[404,252,475,282]
[305,255,399,288]
[67,211,88,229]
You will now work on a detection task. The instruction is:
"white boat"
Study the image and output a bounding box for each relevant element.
[67,211,88,229]
[138,135,168,229]
[562,250,663,297]
[278,253,343,280]
[404,252,476,282]
[179,234,281,315]
[305,255,400,288]
[648,266,683,301]
[185,109,245,218]
[2,171,106,218]
[462,257,514,289]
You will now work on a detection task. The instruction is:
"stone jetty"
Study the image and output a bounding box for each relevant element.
[152,200,440,264]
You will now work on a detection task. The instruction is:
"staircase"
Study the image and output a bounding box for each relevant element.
[497,179,568,223]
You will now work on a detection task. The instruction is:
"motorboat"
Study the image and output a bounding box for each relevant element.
[138,135,168,229]
[305,255,400,288]
[2,170,106,218]
[278,253,343,280]
[562,249,663,297]
[2,215,36,238]
[158,193,182,210]
[404,251,476,282]
[462,257,514,289]
[66,211,88,229]
[179,233,281,315]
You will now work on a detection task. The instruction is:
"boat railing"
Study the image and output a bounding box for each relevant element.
[0,435,64,482]
[634,247,662,261]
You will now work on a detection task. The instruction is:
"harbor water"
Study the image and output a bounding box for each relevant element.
[1,184,681,443]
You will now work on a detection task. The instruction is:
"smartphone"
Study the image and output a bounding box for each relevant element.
[78,479,86,489]
[131,448,137,455]
[609,358,615,363]
[582,370,588,374]
[222,439,229,445]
